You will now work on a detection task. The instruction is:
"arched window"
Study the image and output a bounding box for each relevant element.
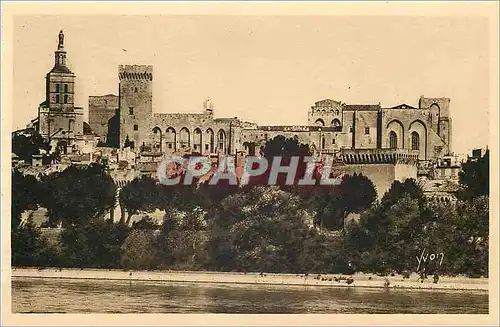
[165,127,176,151]
[193,128,202,152]
[314,118,325,127]
[180,128,190,148]
[218,130,226,153]
[411,132,420,150]
[389,131,397,149]
[331,119,341,128]
[206,128,214,153]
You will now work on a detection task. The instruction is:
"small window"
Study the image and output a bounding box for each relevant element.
[133,124,138,131]
[205,144,209,150]
[129,107,134,115]
[364,127,370,135]
[134,87,138,93]
[332,139,336,144]
[64,95,68,104]
[168,144,173,149]
[349,127,353,133]
[55,94,60,103]
[64,84,68,93]
[55,84,60,92]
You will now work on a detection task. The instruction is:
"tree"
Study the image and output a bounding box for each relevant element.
[12,132,50,164]
[11,169,40,230]
[40,163,117,227]
[458,150,489,200]
[12,218,58,267]
[156,206,209,270]
[121,229,159,270]
[132,216,161,230]
[119,176,161,225]
[59,219,129,268]
[210,186,330,273]
[247,135,312,188]
[345,178,428,273]
[308,173,377,231]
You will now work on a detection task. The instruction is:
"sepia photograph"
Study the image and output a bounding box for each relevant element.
[2,1,498,325]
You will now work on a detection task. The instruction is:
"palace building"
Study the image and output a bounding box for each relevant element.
[26,31,455,199]
[88,62,452,164]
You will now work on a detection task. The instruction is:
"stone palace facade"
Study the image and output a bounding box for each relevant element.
[88,63,452,163]
[26,31,457,201]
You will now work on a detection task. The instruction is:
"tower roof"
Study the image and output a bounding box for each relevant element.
[50,65,73,74]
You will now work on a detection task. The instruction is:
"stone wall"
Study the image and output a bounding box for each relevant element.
[89,94,119,141]
[339,163,417,199]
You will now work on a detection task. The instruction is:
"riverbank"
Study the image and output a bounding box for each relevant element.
[12,267,488,291]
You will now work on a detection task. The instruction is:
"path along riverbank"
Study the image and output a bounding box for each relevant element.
[12,267,488,291]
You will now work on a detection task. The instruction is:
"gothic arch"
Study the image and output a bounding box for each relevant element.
[206,128,215,153]
[193,128,203,153]
[179,127,190,149]
[315,118,325,127]
[389,131,398,149]
[152,127,162,153]
[386,119,405,149]
[165,127,176,152]
[409,120,427,160]
[217,129,226,154]
[430,103,441,127]
[331,119,341,128]
[411,131,420,151]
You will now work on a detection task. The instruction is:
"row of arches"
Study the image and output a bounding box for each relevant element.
[386,119,427,160]
[151,127,227,154]
[314,118,341,128]
[313,109,341,115]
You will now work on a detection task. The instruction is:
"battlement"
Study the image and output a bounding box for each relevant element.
[258,125,344,132]
[119,65,153,81]
[340,148,419,165]
[153,112,211,119]
[89,94,118,107]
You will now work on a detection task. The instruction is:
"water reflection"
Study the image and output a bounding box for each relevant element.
[12,277,488,314]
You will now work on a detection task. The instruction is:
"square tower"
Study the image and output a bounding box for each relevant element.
[118,65,153,150]
[38,30,83,145]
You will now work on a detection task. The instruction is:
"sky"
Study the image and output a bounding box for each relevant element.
[12,15,491,155]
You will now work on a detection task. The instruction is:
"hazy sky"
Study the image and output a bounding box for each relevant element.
[13,15,490,155]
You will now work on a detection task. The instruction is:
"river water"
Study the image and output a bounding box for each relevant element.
[12,277,488,314]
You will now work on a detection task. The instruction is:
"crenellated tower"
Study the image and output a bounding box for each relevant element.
[118,65,153,150]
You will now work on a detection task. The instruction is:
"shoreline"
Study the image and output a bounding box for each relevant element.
[12,267,488,292]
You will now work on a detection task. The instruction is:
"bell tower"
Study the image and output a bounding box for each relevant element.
[45,30,75,112]
[38,30,83,143]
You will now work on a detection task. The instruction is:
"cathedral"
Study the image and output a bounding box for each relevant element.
[34,31,84,153]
